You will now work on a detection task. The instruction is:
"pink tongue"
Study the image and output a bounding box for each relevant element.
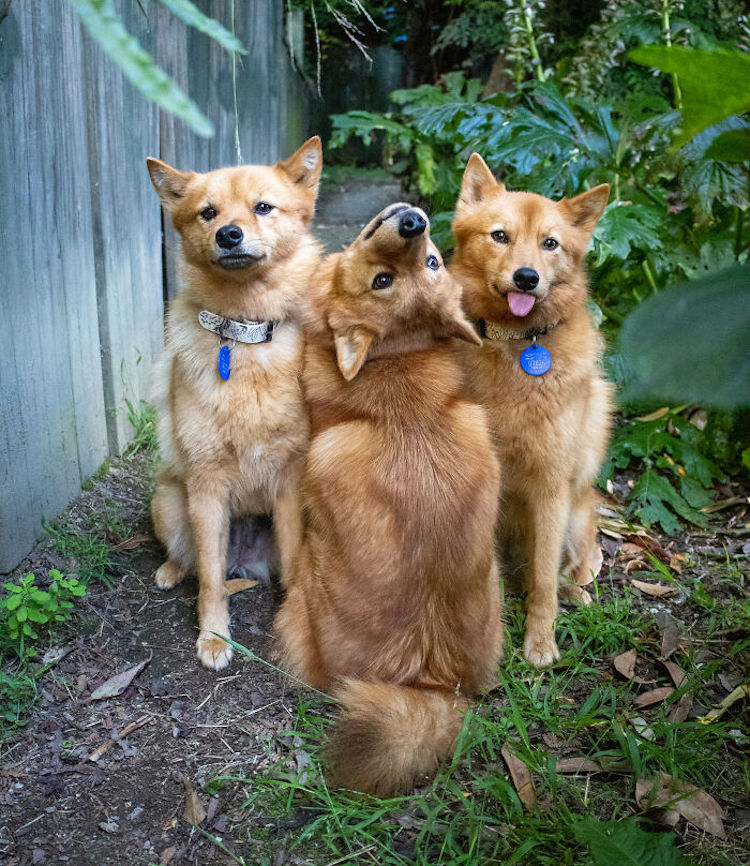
[507,291,536,317]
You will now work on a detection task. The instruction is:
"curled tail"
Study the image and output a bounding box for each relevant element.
[327,680,469,797]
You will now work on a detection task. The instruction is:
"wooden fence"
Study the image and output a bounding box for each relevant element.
[0,0,306,572]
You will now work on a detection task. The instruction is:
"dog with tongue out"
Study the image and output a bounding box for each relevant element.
[451,152,613,668]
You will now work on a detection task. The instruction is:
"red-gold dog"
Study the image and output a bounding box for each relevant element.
[452,153,612,667]
[276,204,503,795]
[147,138,322,670]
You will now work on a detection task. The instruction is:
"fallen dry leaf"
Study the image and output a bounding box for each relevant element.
[90,658,151,701]
[630,716,656,741]
[700,496,746,514]
[636,778,680,828]
[555,758,602,774]
[669,691,693,723]
[635,407,670,422]
[225,577,259,596]
[624,559,649,574]
[659,615,686,660]
[108,533,151,552]
[159,846,176,865]
[636,773,725,838]
[631,579,676,597]
[662,660,687,688]
[699,684,750,724]
[668,553,685,574]
[501,744,536,810]
[613,648,637,679]
[180,774,206,826]
[620,541,645,557]
[633,687,674,708]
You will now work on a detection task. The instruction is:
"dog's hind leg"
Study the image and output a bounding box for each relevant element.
[152,474,193,589]
[187,477,233,670]
[273,476,303,588]
[559,487,601,606]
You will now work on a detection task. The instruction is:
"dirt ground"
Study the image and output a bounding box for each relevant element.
[2,452,748,866]
[1,450,307,866]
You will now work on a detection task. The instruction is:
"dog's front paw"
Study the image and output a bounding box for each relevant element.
[523,631,561,668]
[155,560,184,590]
[196,632,233,670]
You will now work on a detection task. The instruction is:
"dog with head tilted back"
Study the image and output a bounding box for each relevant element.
[146,138,322,670]
[275,203,503,796]
[451,153,613,668]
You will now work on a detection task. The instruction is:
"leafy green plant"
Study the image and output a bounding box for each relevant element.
[573,816,692,865]
[600,408,728,534]
[1,570,86,659]
[0,668,36,728]
[123,397,158,457]
[43,519,113,586]
[69,0,245,137]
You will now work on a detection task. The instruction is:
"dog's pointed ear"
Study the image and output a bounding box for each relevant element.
[147,158,193,212]
[334,328,374,381]
[444,311,482,346]
[559,184,610,236]
[457,153,502,210]
[278,136,323,191]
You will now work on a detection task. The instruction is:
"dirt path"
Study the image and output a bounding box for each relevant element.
[1,448,302,865]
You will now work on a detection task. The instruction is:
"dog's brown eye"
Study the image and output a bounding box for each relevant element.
[254,202,274,215]
[372,272,394,290]
[543,237,559,250]
[200,206,217,221]
[491,230,509,244]
[426,255,440,270]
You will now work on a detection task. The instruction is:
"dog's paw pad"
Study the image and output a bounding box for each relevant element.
[523,634,560,668]
[196,633,233,670]
[155,561,184,590]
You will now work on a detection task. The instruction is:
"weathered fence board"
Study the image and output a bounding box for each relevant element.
[0,0,305,573]
[0,0,109,572]
[83,1,162,452]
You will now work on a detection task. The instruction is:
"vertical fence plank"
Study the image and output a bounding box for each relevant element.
[0,0,108,572]
[82,1,163,452]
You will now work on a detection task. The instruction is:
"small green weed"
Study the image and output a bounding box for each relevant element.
[123,397,158,457]
[43,519,113,585]
[557,587,651,658]
[0,667,36,729]
[1,570,85,659]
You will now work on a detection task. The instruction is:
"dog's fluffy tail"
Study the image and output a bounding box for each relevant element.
[327,679,468,797]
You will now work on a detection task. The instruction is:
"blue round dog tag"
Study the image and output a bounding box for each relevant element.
[218,345,231,380]
[520,343,552,376]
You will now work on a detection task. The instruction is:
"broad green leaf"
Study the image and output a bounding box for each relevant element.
[629,471,686,535]
[158,0,246,54]
[592,202,663,265]
[5,594,21,611]
[573,816,692,865]
[628,46,750,146]
[705,128,750,163]
[70,0,214,137]
[415,142,437,194]
[620,264,750,408]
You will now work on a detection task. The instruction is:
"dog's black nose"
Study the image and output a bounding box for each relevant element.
[512,268,539,292]
[398,210,427,239]
[216,224,244,249]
